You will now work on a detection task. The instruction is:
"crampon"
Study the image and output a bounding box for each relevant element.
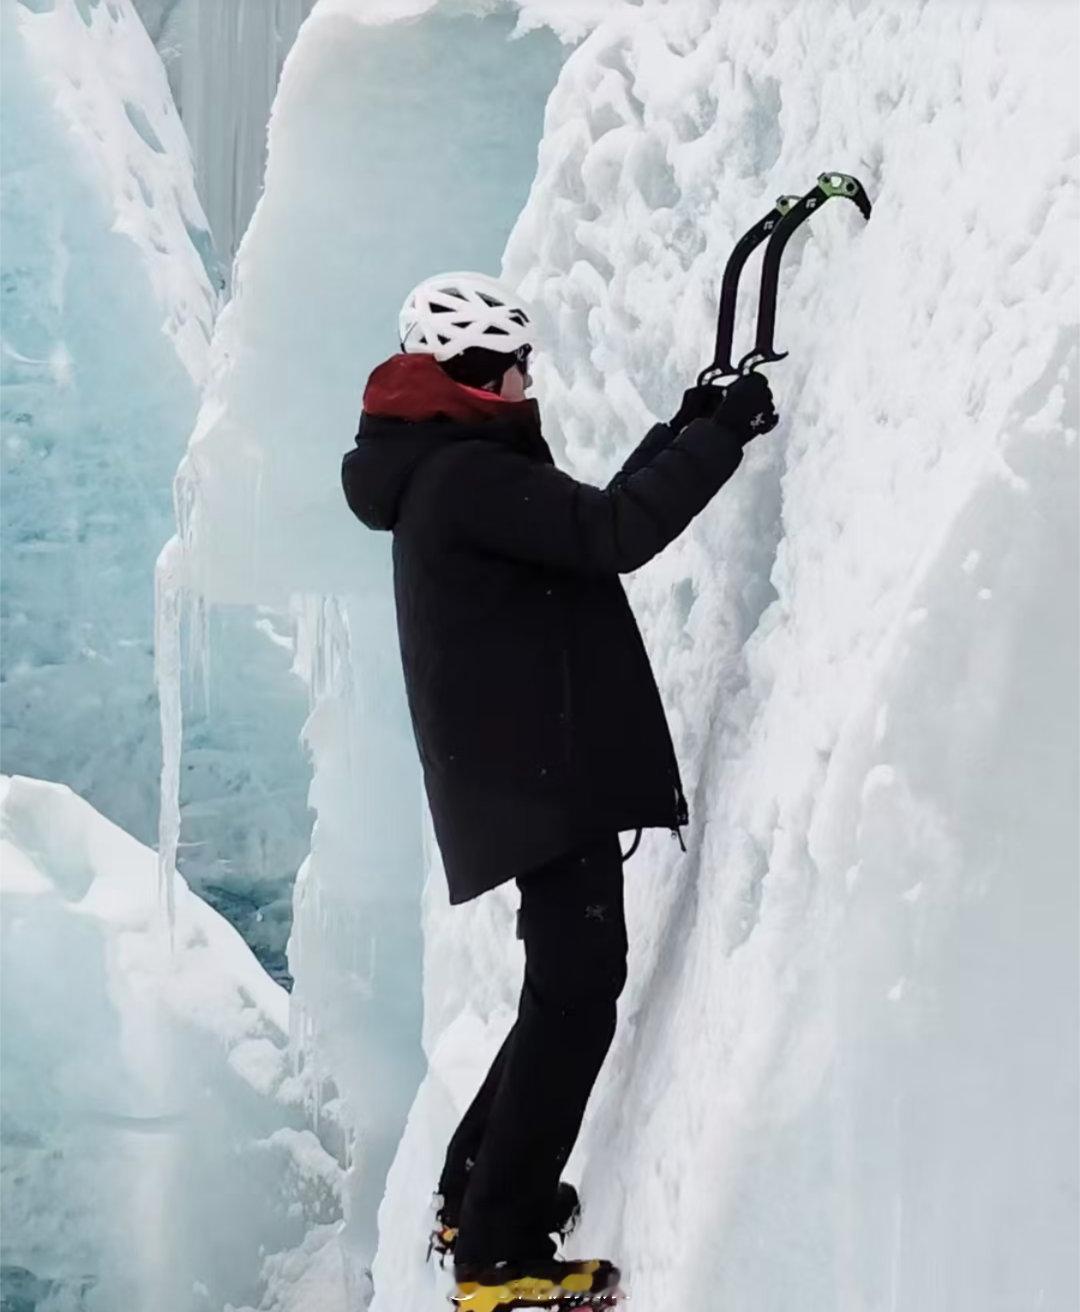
[429,1183,581,1266]
[450,1258,622,1312]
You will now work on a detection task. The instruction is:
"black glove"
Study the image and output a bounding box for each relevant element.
[670,372,779,445]
[715,372,779,444]
[669,383,726,434]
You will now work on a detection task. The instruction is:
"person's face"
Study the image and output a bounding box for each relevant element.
[496,345,532,400]
[499,363,528,401]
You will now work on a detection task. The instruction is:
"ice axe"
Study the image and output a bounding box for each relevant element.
[698,171,873,386]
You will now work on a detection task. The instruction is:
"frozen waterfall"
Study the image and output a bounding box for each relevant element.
[377,2,1077,1307]
[1,0,315,987]
[160,0,1078,1304]
[132,0,317,267]
[1,0,1075,1307]
[0,0,212,849]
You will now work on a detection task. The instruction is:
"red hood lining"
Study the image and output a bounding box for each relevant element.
[363,352,534,425]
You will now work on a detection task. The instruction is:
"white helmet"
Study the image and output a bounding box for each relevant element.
[399,271,533,361]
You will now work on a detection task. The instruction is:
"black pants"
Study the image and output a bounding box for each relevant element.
[439,832,628,1265]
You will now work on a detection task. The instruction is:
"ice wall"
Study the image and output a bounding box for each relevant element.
[0,774,342,1312]
[132,0,317,265]
[153,0,1076,1303]
[0,0,212,844]
[0,0,312,986]
[158,0,565,1279]
[372,2,1079,1308]
[162,596,315,987]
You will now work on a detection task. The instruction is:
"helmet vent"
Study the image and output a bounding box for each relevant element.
[399,272,533,360]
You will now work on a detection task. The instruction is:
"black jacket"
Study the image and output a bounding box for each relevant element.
[341,401,744,903]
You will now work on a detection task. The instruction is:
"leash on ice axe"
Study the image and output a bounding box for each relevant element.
[699,171,873,388]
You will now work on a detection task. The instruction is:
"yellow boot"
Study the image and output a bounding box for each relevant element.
[451,1257,621,1311]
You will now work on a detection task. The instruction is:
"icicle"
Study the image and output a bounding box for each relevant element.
[154,535,185,937]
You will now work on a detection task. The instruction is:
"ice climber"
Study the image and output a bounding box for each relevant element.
[340,271,779,1309]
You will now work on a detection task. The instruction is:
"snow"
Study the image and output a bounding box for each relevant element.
[0,773,342,1311]
[370,2,1078,1308]
[161,0,1078,1300]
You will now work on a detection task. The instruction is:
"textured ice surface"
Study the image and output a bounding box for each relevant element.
[371,2,1079,1309]
[4,0,218,381]
[15,0,1072,1305]
[0,0,211,846]
[157,0,564,1282]
[1,0,312,986]
[131,0,316,265]
[0,774,342,1312]
[164,597,314,987]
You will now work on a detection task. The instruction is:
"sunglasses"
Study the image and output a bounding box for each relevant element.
[513,344,532,375]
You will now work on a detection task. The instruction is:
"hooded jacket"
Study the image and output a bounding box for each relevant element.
[341,353,744,904]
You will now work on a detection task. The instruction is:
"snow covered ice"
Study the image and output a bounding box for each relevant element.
[366,3,1077,1306]
[2,0,1078,1309]
[0,774,341,1312]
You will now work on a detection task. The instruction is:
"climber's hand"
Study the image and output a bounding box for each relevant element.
[668,383,727,434]
[711,372,779,445]
[671,372,779,444]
